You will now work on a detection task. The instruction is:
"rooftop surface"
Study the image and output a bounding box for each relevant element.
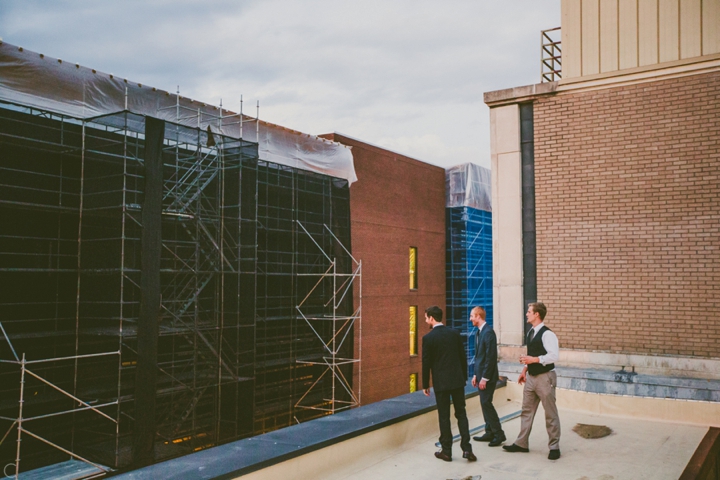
[110,378,718,480]
[239,382,714,480]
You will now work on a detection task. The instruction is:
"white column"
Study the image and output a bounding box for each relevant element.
[490,105,524,346]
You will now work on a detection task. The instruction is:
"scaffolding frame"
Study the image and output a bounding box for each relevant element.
[446,207,493,374]
[75,104,261,461]
[0,100,258,475]
[0,101,121,479]
[294,222,362,415]
[541,27,562,83]
[0,96,356,476]
[250,159,356,432]
[0,352,115,479]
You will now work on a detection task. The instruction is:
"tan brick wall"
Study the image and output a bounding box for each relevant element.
[533,71,720,357]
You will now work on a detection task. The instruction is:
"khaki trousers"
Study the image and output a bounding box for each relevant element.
[514,370,560,450]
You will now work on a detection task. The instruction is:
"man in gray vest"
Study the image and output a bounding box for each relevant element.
[503,302,561,460]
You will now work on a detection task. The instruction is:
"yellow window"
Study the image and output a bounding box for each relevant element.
[409,247,418,290]
[409,305,418,356]
[410,373,418,393]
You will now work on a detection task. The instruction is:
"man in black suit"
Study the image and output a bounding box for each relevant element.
[422,305,476,462]
[470,306,506,447]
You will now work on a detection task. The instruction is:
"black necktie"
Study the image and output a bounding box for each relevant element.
[528,328,535,343]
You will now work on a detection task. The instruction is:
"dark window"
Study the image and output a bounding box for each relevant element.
[520,102,537,344]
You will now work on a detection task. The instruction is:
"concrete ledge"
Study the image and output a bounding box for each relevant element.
[499,345,720,381]
[500,362,720,404]
[483,55,720,107]
[484,82,558,106]
[110,386,480,479]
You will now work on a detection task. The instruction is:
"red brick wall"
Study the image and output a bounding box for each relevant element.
[533,71,720,357]
[321,133,446,404]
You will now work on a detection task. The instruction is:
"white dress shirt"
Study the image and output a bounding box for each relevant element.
[529,322,559,366]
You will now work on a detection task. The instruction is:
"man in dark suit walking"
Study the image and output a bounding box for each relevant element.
[422,306,476,462]
[470,306,506,447]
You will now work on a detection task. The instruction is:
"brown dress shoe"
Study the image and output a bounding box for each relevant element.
[463,451,477,462]
[434,450,452,462]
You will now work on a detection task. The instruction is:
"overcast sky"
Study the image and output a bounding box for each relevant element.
[0,0,560,169]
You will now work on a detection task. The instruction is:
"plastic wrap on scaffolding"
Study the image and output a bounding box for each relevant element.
[0,41,357,183]
[445,162,491,212]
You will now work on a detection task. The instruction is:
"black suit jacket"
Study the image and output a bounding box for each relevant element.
[422,325,467,392]
[472,323,499,384]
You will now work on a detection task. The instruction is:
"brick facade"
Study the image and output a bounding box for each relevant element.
[533,71,720,357]
[321,133,446,404]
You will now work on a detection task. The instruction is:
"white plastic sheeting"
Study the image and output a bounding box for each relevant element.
[445,163,492,212]
[0,41,357,183]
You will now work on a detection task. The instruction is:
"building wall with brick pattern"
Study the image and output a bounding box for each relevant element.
[533,71,720,357]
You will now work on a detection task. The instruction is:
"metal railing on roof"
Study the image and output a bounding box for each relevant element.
[541,27,562,82]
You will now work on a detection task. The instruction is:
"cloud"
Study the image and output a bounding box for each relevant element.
[0,0,561,168]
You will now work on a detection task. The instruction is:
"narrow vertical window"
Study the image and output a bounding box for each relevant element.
[409,305,418,356]
[409,373,418,393]
[409,246,418,290]
[520,102,537,343]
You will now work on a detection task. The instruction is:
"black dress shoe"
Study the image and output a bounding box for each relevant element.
[462,451,477,462]
[434,450,452,462]
[502,443,530,453]
[473,432,494,442]
[548,449,561,460]
[488,434,506,447]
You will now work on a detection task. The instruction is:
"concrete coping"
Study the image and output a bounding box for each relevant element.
[110,385,484,479]
[483,82,558,106]
[499,345,720,381]
[483,53,720,107]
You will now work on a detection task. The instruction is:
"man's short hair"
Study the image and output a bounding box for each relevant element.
[425,306,443,323]
[472,306,486,320]
[529,302,547,320]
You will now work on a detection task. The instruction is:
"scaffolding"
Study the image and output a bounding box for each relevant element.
[445,164,493,375]
[0,98,356,477]
[541,27,562,83]
[251,161,356,431]
[294,222,361,415]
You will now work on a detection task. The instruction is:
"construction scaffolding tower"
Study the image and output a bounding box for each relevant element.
[0,98,355,477]
[251,160,355,433]
[445,164,493,375]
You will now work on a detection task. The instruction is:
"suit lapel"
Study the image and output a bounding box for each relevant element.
[476,324,485,352]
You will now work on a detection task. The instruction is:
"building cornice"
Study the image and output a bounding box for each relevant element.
[484,53,720,107]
